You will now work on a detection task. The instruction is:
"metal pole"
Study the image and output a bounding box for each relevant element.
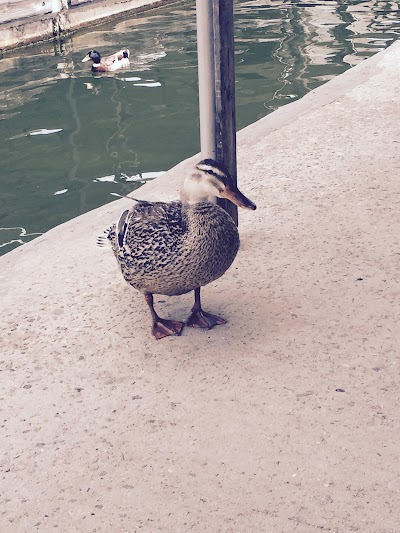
[213,0,238,224]
[196,0,217,159]
[196,0,238,225]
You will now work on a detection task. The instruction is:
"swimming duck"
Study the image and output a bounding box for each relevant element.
[101,159,256,339]
[82,49,130,72]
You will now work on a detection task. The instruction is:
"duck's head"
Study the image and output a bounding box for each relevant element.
[182,159,256,210]
[82,50,101,64]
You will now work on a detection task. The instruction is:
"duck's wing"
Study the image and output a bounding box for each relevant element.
[98,207,131,250]
[101,200,187,284]
[120,201,186,281]
[104,49,129,66]
[117,209,130,247]
[104,51,120,64]
[102,200,186,250]
[124,201,187,248]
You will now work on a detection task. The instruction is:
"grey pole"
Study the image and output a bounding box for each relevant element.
[213,0,238,224]
[196,0,217,159]
[196,0,238,225]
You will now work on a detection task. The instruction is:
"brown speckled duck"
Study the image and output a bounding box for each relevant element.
[100,159,256,339]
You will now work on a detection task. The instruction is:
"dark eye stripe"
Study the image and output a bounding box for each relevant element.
[196,161,229,184]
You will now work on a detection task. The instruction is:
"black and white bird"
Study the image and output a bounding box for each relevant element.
[82,49,130,72]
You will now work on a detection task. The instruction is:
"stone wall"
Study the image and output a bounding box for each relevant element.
[0,0,184,51]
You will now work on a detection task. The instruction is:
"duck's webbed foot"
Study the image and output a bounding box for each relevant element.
[186,309,226,329]
[186,288,227,329]
[145,293,183,340]
[152,318,184,340]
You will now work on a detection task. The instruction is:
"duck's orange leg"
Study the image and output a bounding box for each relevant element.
[145,293,184,340]
[186,288,227,329]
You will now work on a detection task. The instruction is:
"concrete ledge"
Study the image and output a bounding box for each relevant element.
[0,0,186,51]
[1,42,400,531]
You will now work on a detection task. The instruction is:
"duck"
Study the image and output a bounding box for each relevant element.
[82,49,130,72]
[100,159,256,340]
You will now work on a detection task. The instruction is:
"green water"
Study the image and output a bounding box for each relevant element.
[0,0,399,254]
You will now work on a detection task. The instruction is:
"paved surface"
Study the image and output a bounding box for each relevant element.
[1,42,399,532]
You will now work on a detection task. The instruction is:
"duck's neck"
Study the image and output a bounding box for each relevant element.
[181,196,217,207]
[180,176,217,206]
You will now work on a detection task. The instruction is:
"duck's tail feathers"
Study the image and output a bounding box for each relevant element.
[96,236,108,248]
[96,227,113,248]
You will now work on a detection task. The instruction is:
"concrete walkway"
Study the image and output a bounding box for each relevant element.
[1,42,399,532]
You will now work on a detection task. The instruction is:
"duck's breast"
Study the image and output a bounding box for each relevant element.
[181,203,239,290]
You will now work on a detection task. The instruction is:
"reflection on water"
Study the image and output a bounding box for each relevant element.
[0,0,399,254]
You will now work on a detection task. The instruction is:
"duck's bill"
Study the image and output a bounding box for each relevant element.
[221,185,257,210]
[82,56,90,62]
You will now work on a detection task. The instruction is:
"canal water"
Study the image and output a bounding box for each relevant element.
[0,0,399,254]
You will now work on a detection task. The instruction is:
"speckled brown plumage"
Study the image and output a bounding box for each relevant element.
[101,159,256,339]
[106,199,240,296]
